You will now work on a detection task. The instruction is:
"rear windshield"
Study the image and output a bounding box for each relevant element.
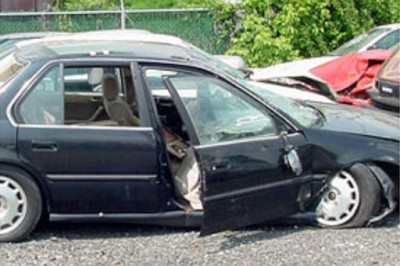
[0,53,25,87]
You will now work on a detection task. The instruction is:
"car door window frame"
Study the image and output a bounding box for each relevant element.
[139,63,293,146]
[12,59,153,128]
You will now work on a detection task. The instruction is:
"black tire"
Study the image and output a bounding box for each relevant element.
[315,163,382,228]
[0,167,42,242]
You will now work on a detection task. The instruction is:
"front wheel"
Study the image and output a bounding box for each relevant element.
[0,168,42,242]
[315,163,381,228]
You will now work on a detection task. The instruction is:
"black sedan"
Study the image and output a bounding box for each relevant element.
[0,33,398,242]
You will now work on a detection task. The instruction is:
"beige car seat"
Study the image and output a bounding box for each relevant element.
[102,74,140,126]
[174,147,202,210]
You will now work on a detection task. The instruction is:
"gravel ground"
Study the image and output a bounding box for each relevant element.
[0,214,398,266]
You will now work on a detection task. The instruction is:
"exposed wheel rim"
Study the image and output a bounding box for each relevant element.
[0,175,28,234]
[316,170,360,227]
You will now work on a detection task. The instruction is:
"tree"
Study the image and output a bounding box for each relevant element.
[207,0,400,67]
[54,0,206,11]
[53,0,118,11]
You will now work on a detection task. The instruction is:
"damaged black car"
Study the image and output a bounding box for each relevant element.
[0,32,398,242]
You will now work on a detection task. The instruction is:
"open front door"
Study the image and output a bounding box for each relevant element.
[195,134,311,235]
[160,68,313,235]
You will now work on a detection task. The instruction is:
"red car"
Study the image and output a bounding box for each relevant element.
[310,49,393,106]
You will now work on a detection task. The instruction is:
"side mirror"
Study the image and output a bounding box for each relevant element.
[280,131,303,176]
[284,149,303,176]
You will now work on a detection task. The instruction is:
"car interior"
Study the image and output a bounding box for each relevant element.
[19,65,141,127]
[144,70,202,210]
[63,66,140,126]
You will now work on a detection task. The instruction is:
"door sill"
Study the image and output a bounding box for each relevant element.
[50,211,203,228]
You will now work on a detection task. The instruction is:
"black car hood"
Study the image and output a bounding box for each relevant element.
[311,103,400,141]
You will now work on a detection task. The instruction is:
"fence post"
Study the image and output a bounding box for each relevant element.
[120,0,126,29]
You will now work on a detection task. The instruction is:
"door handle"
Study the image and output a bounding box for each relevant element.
[31,141,58,152]
[211,160,231,171]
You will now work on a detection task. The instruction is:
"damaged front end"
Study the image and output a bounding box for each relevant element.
[287,161,398,227]
[366,163,397,226]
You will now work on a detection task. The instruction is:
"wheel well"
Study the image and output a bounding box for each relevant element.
[0,162,50,220]
[372,161,399,199]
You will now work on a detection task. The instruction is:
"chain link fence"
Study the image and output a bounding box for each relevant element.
[0,8,228,54]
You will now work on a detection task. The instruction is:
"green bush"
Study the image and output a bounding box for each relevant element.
[53,0,119,11]
[207,0,400,67]
[55,0,205,10]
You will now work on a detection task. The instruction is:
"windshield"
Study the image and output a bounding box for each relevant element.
[330,28,389,56]
[0,52,25,88]
[242,80,322,127]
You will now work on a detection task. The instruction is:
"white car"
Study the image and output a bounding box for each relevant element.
[330,23,400,56]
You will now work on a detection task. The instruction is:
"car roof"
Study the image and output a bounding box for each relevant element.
[10,30,246,81]
[0,31,66,41]
[74,30,185,46]
[15,42,191,63]
[16,30,189,50]
[81,29,152,35]
[13,31,195,62]
[11,39,206,73]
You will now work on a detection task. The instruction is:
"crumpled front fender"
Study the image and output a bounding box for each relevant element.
[366,162,397,226]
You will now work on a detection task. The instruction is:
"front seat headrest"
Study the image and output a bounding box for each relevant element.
[102,74,119,101]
